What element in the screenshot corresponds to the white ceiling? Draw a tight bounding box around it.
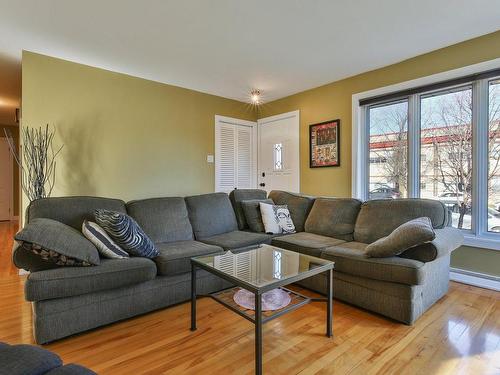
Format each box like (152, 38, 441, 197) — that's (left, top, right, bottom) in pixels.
(0, 0, 500, 109)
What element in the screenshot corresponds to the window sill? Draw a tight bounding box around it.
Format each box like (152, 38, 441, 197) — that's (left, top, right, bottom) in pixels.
(462, 234, 500, 251)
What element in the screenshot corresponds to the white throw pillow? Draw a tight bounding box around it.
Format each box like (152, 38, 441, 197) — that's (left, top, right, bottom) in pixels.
(82, 220, 129, 259)
(259, 203, 296, 234)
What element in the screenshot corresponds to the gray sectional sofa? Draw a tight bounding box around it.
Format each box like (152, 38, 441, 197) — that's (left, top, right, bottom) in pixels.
(13, 189, 463, 344)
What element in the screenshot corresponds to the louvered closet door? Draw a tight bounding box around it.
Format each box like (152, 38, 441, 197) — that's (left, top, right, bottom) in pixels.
(215, 117, 256, 193)
(236, 126, 253, 189)
(217, 123, 236, 192)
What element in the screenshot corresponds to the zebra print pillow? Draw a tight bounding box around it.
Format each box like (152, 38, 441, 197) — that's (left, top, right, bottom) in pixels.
(94, 209, 159, 258)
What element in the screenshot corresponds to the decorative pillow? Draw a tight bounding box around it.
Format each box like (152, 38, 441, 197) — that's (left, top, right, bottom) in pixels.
(259, 203, 296, 234)
(12, 241, 65, 272)
(82, 220, 129, 259)
(241, 199, 274, 232)
(95, 209, 159, 258)
(365, 217, 436, 258)
(14, 218, 100, 268)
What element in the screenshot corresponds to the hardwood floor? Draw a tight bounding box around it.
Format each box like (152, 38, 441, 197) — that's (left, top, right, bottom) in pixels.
(0, 220, 18, 278)
(0, 221, 499, 374)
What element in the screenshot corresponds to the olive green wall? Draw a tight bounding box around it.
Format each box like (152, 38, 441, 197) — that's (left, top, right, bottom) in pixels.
(259, 30, 500, 276)
(452, 246, 499, 277)
(22, 52, 255, 211)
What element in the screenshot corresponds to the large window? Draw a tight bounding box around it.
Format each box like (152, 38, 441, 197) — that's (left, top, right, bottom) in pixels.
(420, 87, 472, 230)
(368, 100, 408, 199)
(360, 69, 500, 241)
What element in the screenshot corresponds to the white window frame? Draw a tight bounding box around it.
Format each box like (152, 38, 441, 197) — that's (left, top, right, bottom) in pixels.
(352, 58, 500, 251)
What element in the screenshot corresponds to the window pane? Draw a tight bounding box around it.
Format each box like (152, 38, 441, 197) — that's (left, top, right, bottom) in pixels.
(273, 143, 283, 171)
(420, 87, 472, 230)
(488, 79, 500, 233)
(368, 101, 408, 200)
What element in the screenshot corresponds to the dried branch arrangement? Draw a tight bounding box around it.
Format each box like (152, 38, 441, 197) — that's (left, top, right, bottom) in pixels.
(3, 124, 63, 202)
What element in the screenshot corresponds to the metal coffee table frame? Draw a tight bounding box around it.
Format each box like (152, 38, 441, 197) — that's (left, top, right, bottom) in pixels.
(190, 253, 334, 375)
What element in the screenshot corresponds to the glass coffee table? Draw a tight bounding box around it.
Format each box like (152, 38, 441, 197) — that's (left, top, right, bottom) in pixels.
(190, 244, 334, 375)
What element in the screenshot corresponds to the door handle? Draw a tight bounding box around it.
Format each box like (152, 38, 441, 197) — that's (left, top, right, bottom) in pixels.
(259, 183, 265, 187)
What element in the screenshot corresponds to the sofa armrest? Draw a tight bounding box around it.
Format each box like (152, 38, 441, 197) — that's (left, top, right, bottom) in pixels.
(431, 227, 464, 258)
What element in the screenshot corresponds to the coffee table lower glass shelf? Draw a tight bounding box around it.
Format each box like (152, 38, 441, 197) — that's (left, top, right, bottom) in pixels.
(210, 286, 314, 323)
(190, 244, 334, 375)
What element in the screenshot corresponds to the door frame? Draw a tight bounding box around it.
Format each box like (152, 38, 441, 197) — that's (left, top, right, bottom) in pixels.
(214, 115, 258, 192)
(257, 110, 300, 192)
(0, 137, 14, 221)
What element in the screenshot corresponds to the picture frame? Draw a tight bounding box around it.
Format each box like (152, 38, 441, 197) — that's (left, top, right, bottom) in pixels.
(309, 119, 340, 168)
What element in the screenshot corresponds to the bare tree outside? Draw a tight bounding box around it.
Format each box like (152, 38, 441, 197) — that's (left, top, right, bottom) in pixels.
(420, 88, 473, 229)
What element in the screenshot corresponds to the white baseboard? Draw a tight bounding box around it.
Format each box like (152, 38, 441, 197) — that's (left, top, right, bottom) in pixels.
(450, 267, 500, 292)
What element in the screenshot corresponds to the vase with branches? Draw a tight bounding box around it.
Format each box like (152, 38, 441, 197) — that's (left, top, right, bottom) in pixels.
(3, 124, 63, 202)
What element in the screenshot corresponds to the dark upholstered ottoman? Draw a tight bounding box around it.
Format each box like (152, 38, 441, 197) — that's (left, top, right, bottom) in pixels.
(0, 342, 96, 375)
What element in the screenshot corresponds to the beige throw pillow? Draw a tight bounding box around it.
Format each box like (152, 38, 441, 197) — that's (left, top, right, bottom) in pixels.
(365, 217, 436, 258)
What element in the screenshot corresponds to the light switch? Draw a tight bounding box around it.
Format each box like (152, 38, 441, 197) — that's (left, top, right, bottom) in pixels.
(207, 154, 214, 163)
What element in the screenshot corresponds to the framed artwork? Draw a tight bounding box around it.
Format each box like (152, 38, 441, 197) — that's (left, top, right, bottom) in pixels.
(309, 119, 340, 168)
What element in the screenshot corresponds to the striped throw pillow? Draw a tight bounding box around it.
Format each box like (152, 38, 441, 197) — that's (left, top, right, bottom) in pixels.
(95, 209, 159, 258)
(82, 220, 129, 259)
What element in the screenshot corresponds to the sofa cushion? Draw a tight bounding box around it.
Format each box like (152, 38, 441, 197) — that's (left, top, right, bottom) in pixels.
(354, 198, 449, 244)
(305, 198, 362, 241)
(95, 209, 159, 258)
(126, 197, 194, 243)
(321, 242, 426, 285)
(15, 218, 100, 269)
(241, 199, 274, 232)
(200, 231, 273, 250)
(154, 241, 223, 276)
(185, 193, 238, 239)
(27, 196, 127, 230)
(0, 342, 63, 375)
(25, 258, 157, 301)
(46, 364, 97, 375)
(271, 232, 346, 257)
(365, 217, 436, 258)
(268, 191, 315, 232)
(229, 189, 267, 230)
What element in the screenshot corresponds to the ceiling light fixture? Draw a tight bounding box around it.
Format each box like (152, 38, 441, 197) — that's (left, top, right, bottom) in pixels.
(251, 89, 261, 105)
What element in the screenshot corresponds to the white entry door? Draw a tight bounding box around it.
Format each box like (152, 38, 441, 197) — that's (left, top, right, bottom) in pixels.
(0, 139, 13, 221)
(215, 116, 257, 193)
(258, 110, 300, 193)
